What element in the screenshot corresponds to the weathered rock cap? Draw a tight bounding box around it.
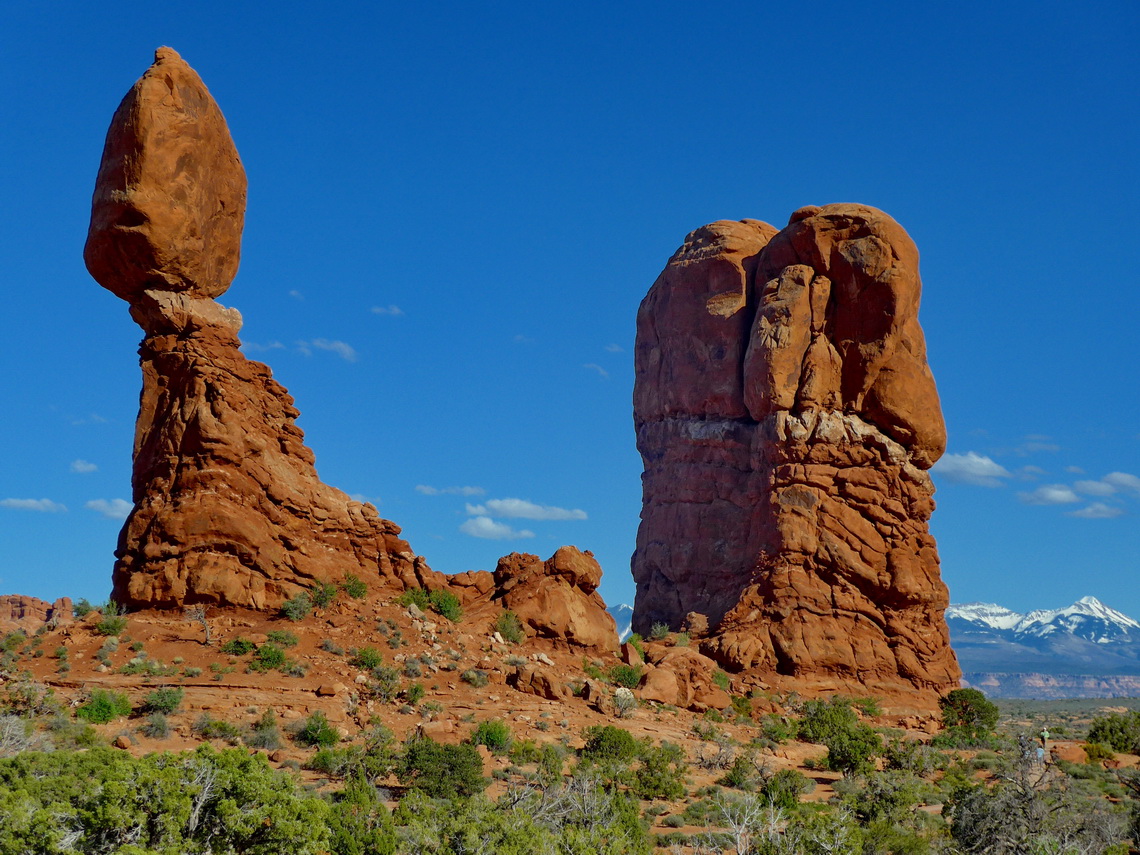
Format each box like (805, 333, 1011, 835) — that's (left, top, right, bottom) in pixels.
(84, 47, 247, 302)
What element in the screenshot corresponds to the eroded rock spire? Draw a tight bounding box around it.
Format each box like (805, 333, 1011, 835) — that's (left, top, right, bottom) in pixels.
(85, 48, 427, 609)
(632, 204, 959, 707)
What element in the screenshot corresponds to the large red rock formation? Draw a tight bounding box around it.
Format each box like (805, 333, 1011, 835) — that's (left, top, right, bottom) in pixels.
(84, 48, 425, 609)
(633, 204, 959, 705)
(0, 595, 73, 635)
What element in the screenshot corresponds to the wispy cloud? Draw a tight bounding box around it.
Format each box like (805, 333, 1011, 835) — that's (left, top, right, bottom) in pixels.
(297, 339, 358, 362)
(1104, 472, 1140, 494)
(465, 498, 587, 521)
(371, 305, 404, 316)
(932, 452, 1012, 487)
(583, 363, 609, 379)
(70, 459, 98, 474)
(71, 413, 109, 426)
(1065, 465, 1085, 474)
(1016, 465, 1046, 480)
(1069, 502, 1125, 519)
(0, 498, 67, 513)
(242, 340, 286, 352)
(85, 498, 132, 520)
(1015, 435, 1060, 456)
(1018, 484, 1080, 505)
(416, 485, 486, 497)
(348, 493, 380, 505)
(459, 516, 535, 540)
(513, 334, 536, 345)
(604, 343, 624, 353)
(289, 289, 304, 301)
(1074, 479, 1117, 497)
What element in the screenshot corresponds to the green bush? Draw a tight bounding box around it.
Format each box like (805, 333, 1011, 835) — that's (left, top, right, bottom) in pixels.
(712, 670, 731, 691)
(762, 768, 813, 809)
(140, 711, 170, 739)
(342, 573, 368, 599)
(371, 665, 402, 703)
(582, 725, 641, 763)
(311, 582, 338, 608)
(73, 598, 94, 617)
(250, 643, 288, 672)
(398, 736, 487, 798)
(798, 696, 859, 744)
(648, 621, 670, 641)
(193, 714, 243, 744)
(352, 646, 384, 669)
(471, 719, 512, 753)
(281, 593, 312, 621)
(141, 686, 183, 714)
(95, 614, 127, 637)
(1084, 742, 1115, 763)
(494, 610, 525, 643)
(1088, 710, 1140, 754)
(397, 588, 432, 611)
(221, 637, 256, 655)
(939, 688, 999, 738)
(461, 669, 489, 688)
(404, 683, 425, 705)
(629, 741, 686, 800)
(294, 711, 340, 747)
(608, 664, 642, 689)
(76, 689, 132, 723)
(824, 723, 882, 775)
(428, 589, 462, 622)
(244, 709, 283, 750)
(267, 629, 299, 647)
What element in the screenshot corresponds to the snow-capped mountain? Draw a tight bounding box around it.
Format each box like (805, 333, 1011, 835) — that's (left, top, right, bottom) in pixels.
(948, 596, 1140, 697)
(608, 604, 633, 642)
(947, 596, 1140, 644)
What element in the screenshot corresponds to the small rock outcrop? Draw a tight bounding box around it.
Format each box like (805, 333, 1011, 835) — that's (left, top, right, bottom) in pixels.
(84, 49, 425, 609)
(492, 547, 619, 652)
(633, 204, 959, 705)
(0, 595, 73, 635)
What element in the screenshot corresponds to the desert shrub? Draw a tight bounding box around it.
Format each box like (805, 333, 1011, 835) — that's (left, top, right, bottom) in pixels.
(626, 633, 646, 659)
(648, 621, 670, 641)
(141, 686, 183, 714)
(608, 664, 642, 689)
(824, 722, 882, 775)
(249, 643, 287, 672)
(397, 588, 432, 611)
(281, 592, 312, 621)
(614, 688, 638, 718)
(119, 655, 177, 677)
(939, 688, 999, 738)
(320, 639, 345, 655)
(1084, 741, 1115, 763)
(1088, 710, 1140, 754)
(77, 689, 132, 723)
(342, 573, 368, 599)
(494, 610, 525, 643)
(884, 737, 948, 775)
(712, 669, 731, 691)
(139, 711, 170, 739)
(193, 713, 243, 744)
(293, 711, 339, 747)
(95, 613, 127, 637)
(471, 719, 512, 753)
(629, 741, 686, 800)
(763, 767, 813, 810)
(244, 709, 283, 750)
(371, 665, 402, 703)
(306, 745, 366, 778)
(266, 629, 299, 647)
(351, 646, 384, 669)
(798, 696, 859, 743)
(404, 683, 425, 705)
(758, 713, 796, 744)
(183, 666, 203, 678)
(581, 725, 641, 763)
(852, 695, 883, 717)
(311, 582, 338, 608)
(461, 668, 489, 688)
(427, 589, 462, 622)
(221, 637, 256, 655)
(73, 598, 94, 617)
(397, 736, 487, 798)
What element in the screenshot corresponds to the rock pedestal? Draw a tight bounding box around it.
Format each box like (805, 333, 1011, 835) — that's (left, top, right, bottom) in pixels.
(632, 205, 959, 704)
(85, 49, 424, 609)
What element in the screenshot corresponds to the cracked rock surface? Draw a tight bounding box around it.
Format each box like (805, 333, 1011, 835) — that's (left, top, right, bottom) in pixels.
(632, 205, 959, 706)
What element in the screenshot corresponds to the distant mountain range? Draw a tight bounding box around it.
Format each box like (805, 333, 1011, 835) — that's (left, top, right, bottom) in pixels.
(608, 597, 1140, 698)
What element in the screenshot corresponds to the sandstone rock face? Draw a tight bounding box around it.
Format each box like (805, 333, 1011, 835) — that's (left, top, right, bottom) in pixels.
(492, 547, 619, 652)
(633, 204, 958, 705)
(0, 595, 73, 635)
(85, 49, 424, 609)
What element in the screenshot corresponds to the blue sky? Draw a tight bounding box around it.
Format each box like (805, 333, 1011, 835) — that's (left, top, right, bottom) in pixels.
(2, 2, 1137, 618)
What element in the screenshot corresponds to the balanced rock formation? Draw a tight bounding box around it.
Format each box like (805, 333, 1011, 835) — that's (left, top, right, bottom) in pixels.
(85, 49, 425, 609)
(491, 547, 619, 652)
(633, 204, 959, 704)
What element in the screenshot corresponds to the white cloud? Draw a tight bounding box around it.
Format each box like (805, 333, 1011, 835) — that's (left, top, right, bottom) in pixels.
(465, 498, 587, 521)
(371, 305, 404, 316)
(70, 459, 98, 474)
(604, 343, 624, 353)
(289, 289, 304, 301)
(348, 493, 380, 505)
(1016, 436, 1060, 455)
(85, 498, 132, 520)
(583, 363, 609, 379)
(1074, 479, 1117, 497)
(932, 452, 1012, 487)
(1065, 465, 1085, 474)
(1068, 503, 1125, 519)
(301, 339, 358, 362)
(1017, 465, 1046, 480)
(459, 516, 534, 540)
(416, 485, 486, 496)
(0, 498, 67, 513)
(242, 340, 285, 352)
(1018, 484, 1080, 505)
(1104, 472, 1140, 494)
